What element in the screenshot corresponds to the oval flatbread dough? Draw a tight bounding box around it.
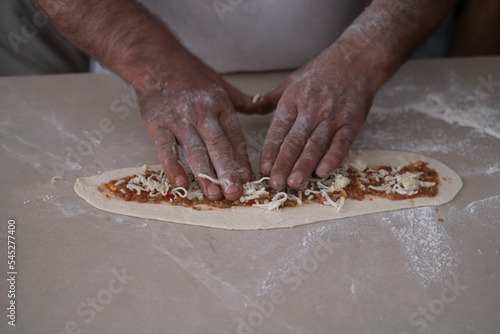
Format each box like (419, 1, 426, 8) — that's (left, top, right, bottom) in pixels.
(74, 150, 462, 230)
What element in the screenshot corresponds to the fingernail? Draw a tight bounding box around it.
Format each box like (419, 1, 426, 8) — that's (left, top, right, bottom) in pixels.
(288, 172, 304, 188)
(240, 170, 251, 181)
(207, 183, 221, 197)
(224, 182, 240, 195)
(261, 161, 272, 174)
(175, 175, 187, 187)
(270, 174, 285, 190)
(316, 162, 329, 178)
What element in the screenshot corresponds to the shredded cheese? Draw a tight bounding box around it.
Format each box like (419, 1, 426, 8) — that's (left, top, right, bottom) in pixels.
(172, 187, 188, 198)
(365, 169, 436, 196)
(253, 192, 288, 211)
(320, 190, 345, 212)
(116, 156, 435, 213)
(126, 183, 144, 195)
(114, 179, 125, 187)
(350, 158, 368, 172)
(51, 176, 62, 184)
(197, 173, 221, 185)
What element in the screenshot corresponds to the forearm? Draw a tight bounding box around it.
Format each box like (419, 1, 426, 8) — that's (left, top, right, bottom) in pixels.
(31, 0, 188, 87)
(333, 0, 457, 88)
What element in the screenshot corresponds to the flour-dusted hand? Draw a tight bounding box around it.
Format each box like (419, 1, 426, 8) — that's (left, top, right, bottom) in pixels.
(137, 52, 264, 201)
(29, 0, 269, 201)
(237, 0, 457, 190)
(257, 47, 377, 190)
(31, 0, 456, 196)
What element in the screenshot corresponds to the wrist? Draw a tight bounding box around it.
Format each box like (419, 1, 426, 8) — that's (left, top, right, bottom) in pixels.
(336, 36, 394, 90)
(317, 39, 390, 97)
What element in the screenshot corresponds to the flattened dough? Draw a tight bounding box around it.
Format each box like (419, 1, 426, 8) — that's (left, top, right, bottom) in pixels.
(74, 150, 462, 230)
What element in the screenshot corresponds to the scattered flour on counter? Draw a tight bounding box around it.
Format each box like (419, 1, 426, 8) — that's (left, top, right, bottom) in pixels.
(4, 134, 82, 174)
(149, 230, 252, 310)
(360, 110, 477, 157)
(53, 201, 88, 218)
(37, 111, 81, 143)
(255, 233, 321, 298)
(464, 195, 500, 215)
(410, 94, 500, 139)
(385, 207, 459, 287)
(459, 162, 500, 177)
(43, 194, 104, 218)
(43, 195, 53, 202)
(372, 92, 500, 140)
(63, 160, 83, 171)
(256, 223, 360, 298)
(486, 163, 500, 174)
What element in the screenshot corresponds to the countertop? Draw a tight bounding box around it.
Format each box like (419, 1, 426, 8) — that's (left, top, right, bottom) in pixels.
(1, 57, 499, 334)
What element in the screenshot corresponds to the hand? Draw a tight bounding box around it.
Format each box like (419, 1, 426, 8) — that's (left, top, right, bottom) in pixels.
(136, 53, 266, 201)
(30, 0, 454, 196)
(255, 46, 379, 190)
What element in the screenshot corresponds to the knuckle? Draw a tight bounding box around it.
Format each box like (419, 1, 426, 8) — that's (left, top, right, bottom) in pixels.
(154, 128, 173, 144)
(307, 135, 329, 152)
(182, 135, 204, 151)
(198, 119, 221, 138)
(206, 135, 231, 153)
(259, 149, 275, 162)
(286, 133, 306, 147)
(223, 123, 243, 138)
(233, 140, 248, 157)
(267, 125, 288, 141)
(336, 134, 352, 150)
(156, 138, 172, 151)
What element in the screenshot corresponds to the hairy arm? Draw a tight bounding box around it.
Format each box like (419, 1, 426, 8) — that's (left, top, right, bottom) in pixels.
(31, 0, 266, 201)
(337, 0, 457, 87)
(255, 0, 457, 190)
(31, 0, 182, 87)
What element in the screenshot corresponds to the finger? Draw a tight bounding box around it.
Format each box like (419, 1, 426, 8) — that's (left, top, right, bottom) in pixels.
(224, 82, 272, 115)
(176, 125, 223, 201)
(219, 110, 252, 183)
(266, 79, 289, 106)
(153, 128, 189, 188)
(269, 114, 317, 190)
(196, 113, 243, 201)
(239, 80, 289, 116)
(259, 102, 298, 176)
(315, 125, 358, 178)
(287, 121, 335, 189)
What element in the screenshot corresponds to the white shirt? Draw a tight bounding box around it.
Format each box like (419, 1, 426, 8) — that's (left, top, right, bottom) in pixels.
(139, 0, 367, 73)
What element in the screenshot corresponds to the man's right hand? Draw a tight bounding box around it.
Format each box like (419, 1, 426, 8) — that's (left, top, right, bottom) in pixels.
(30, 0, 269, 201)
(136, 51, 265, 201)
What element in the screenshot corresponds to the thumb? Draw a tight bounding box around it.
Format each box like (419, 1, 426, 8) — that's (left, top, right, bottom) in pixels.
(223, 82, 274, 115)
(239, 78, 289, 115)
(265, 79, 289, 107)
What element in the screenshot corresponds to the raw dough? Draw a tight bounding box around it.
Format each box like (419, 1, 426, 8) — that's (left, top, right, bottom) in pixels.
(74, 150, 462, 230)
